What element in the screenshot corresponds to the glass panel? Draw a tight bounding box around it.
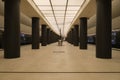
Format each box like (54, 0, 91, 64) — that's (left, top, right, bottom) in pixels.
(57, 19, 64, 21)
(42, 11, 53, 16)
(57, 19, 64, 22)
(55, 14, 64, 17)
(38, 6, 52, 10)
(67, 6, 80, 10)
(56, 17, 64, 25)
(65, 18, 74, 24)
(66, 10, 77, 18)
(66, 11, 78, 14)
(68, 0, 85, 5)
(43, 13, 53, 15)
(42, 11, 53, 14)
(66, 21, 71, 23)
(33, 0, 85, 36)
(45, 17, 56, 26)
(53, 6, 65, 11)
(51, 0, 67, 5)
(45, 16, 55, 19)
(57, 22, 64, 25)
(66, 14, 76, 17)
(56, 16, 64, 18)
(65, 24, 71, 27)
(54, 11, 65, 14)
(44, 14, 54, 17)
(33, 0, 50, 5)
(66, 16, 74, 19)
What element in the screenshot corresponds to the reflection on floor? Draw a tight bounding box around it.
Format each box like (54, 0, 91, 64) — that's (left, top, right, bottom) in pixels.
(0, 42, 120, 80)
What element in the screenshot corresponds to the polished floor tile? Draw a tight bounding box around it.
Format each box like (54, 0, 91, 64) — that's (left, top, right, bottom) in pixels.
(0, 42, 120, 80)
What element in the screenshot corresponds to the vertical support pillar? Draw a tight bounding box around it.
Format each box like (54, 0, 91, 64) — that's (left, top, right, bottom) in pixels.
(49, 30, 52, 44)
(4, 0, 20, 58)
(70, 30, 72, 44)
(41, 25, 47, 46)
(74, 25, 79, 46)
(71, 28, 74, 45)
(79, 17, 87, 49)
(96, 0, 112, 59)
(73, 28, 75, 45)
(47, 28, 50, 44)
(32, 17, 40, 49)
(68, 32, 71, 43)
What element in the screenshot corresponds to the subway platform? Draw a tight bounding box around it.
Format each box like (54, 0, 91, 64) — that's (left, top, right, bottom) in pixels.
(0, 42, 120, 80)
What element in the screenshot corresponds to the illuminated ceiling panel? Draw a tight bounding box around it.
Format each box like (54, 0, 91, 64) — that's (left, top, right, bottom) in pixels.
(33, 0, 85, 36)
(33, 0, 50, 5)
(53, 6, 65, 11)
(68, 0, 85, 5)
(51, 0, 67, 5)
(38, 6, 52, 10)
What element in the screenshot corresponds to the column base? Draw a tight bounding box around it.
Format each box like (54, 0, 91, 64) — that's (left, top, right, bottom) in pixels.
(4, 55, 20, 59)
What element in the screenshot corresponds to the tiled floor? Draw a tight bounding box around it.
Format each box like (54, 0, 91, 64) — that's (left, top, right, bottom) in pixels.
(0, 42, 120, 80)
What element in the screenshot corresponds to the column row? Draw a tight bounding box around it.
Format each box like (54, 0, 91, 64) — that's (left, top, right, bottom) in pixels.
(3, 0, 112, 59)
(66, 17, 87, 49)
(3, 0, 60, 59)
(66, 0, 112, 59)
(41, 25, 60, 46)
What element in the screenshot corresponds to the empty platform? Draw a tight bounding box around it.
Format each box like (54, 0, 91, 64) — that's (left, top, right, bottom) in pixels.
(0, 42, 120, 80)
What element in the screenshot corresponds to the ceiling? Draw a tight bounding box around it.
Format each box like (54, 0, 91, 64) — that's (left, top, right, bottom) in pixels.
(32, 0, 86, 36)
(1, 0, 120, 36)
(20, 0, 96, 36)
(71, 0, 96, 25)
(20, 0, 48, 25)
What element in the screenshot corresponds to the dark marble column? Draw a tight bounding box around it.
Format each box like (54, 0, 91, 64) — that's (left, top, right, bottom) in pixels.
(70, 30, 72, 44)
(4, 0, 21, 58)
(96, 0, 112, 59)
(73, 25, 79, 46)
(47, 28, 50, 44)
(32, 17, 40, 49)
(71, 28, 74, 45)
(79, 17, 87, 49)
(41, 25, 47, 46)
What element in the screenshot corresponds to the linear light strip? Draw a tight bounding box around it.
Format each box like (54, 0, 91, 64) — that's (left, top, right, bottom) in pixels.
(62, 0, 69, 36)
(40, 10, 78, 11)
(70, 0, 86, 28)
(37, 5, 81, 6)
(32, 0, 52, 27)
(49, 0, 60, 34)
(43, 13, 76, 14)
(64, 0, 86, 36)
(32, 0, 59, 34)
(67, 0, 86, 34)
(46, 16, 74, 17)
